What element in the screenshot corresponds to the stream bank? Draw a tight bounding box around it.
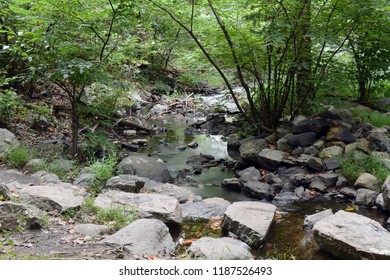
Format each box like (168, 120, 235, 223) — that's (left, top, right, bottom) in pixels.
(1, 90, 390, 260)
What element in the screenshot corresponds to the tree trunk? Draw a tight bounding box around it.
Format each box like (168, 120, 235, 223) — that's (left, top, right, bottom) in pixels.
(71, 97, 79, 158)
(296, 0, 313, 109)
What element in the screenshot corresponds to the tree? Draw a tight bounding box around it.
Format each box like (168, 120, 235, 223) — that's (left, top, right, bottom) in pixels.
(31, 0, 134, 157)
(348, 0, 390, 102)
(148, 0, 358, 132)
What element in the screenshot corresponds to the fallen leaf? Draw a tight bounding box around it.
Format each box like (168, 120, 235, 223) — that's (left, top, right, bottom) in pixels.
(274, 213, 283, 220)
(147, 255, 159, 260)
(182, 238, 197, 246)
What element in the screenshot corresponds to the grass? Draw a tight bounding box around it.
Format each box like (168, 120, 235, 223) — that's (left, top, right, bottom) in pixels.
(1, 144, 34, 169)
(80, 197, 136, 231)
(352, 109, 390, 128)
(339, 151, 389, 186)
(88, 154, 117, 196)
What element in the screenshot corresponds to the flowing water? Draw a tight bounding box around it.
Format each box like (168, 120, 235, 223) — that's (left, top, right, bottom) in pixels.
(139, 116, 389, 259)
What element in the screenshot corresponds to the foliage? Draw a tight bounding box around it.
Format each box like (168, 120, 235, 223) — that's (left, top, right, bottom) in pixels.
(339, 151, 389, 185)
(0, 230, 15, 258)
(1, 143, 34, 169)
(96, 205, 136, 230)
(81, 197, 135, 231)
(88, 154, 117, 196)
(351, 110, 390, 128)
(0, 88, 22, 125)
(82, 131, 117, 159)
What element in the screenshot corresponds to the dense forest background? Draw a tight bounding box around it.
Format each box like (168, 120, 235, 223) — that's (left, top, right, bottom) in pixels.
(1, 0, 389, 157)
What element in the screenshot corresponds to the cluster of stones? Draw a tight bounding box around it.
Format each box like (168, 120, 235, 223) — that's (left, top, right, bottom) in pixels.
(224, 111, 390, 210)
(0, 129, 277, 260)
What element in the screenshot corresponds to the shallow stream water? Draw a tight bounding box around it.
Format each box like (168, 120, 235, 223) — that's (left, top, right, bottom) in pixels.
(139, 116, 388, 259)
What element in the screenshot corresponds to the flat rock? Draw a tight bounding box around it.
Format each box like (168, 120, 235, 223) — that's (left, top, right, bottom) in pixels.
(117, 155, 172, 183)
(94, 190, 182, 224)
(258, 149, 284, 170)
(313, 210, 390, 259)
(18, 184, 85, 212)
(222, 201, 276, 247)
(186, 237, 253, 260)
(148, 183, 196, 204)
(74, 224, 109, 237)
(181, 201, 228, 221)
(304, 209, 333, 230)
(101, 219, 175, 258)
(0, 202, 42, 230)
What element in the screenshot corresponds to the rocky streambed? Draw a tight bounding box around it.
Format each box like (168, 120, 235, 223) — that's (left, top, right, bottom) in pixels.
(0, 94, 390, 260)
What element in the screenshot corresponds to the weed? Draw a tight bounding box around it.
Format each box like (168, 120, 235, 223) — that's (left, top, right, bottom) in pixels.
(95, 205, 136, 231)
(339, 151, 389, 185)
(88, 154, 117, 196)
(0, 230, 15, 258)
(1, 143, 34, 169)
(351, 109, 390, 128)
(39, 213, 51, 229)
(0, 89, 22, 125)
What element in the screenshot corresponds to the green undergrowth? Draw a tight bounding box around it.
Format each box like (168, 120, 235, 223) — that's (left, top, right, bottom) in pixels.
(339, 151, 389, 186)
(79, 197, 136, 231)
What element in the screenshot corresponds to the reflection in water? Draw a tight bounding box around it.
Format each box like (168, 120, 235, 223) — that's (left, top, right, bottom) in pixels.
(140, 116, 389, 259)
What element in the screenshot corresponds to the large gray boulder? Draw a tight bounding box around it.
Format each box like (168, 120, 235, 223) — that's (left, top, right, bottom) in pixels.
(18, 184, 85, 212)
(117, 155, 172, 183)
(313, 210, 390, 259)
(0, 128, 18, 155)
(94, 190, 182, 224)
(0, 202, 42, 230)
(186, 237, 253, 260)
(239, 138, 268, 163)
(222, 201, 276, 247)
(101, 219, 175, 258)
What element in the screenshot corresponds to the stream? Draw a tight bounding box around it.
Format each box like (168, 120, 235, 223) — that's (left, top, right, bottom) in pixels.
(139, 115, 388, 260)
